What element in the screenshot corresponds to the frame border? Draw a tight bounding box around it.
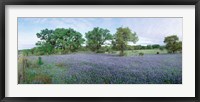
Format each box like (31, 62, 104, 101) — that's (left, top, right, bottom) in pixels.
(0, 0, 199, 102)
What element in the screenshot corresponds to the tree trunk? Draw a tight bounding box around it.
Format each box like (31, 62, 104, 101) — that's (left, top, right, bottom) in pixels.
(120, 44, 124, 56)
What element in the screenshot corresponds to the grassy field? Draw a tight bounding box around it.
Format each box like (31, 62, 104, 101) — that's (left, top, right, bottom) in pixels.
(112, 49, 168, 56)
(18, 49, 181, 84)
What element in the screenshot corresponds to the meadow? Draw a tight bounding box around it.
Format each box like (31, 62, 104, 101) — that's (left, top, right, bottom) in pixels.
(17, 23, 182, 84)
(18, 49, 182, 84)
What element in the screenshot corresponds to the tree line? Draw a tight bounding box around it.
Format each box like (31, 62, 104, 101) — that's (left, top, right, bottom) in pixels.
(21, 27, 182, 56)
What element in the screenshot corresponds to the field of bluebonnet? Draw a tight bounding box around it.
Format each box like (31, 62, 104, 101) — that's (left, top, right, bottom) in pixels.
(19, 53, 182, 84)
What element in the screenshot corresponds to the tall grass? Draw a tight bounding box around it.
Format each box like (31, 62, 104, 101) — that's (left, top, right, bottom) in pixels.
(18, 55, 69, 84)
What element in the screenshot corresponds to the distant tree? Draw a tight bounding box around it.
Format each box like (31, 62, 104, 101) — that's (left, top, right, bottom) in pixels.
(30, 48, 35, 55)
(85, 27, 113, 52)
(111, 38, 118, 50)
(152, 44, 160, 49)
(141, 46, 146, 50)
(133, 45, 142, 50)
(177, 41, 182, 52)
(22, 49, 29, 56)
(164, 35, 182, 53)
(159, 46, 165, 51)
(114, 27, 138, 56)
(146, 45, 152, 49)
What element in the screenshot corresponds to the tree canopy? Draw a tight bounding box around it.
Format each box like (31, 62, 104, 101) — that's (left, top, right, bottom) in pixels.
(113, 27, 138, 56)
(85, 27, 113, 52)
(23, 27, 182, 56)
(164, 35, 182, 53)
(35, 28, 84, 54)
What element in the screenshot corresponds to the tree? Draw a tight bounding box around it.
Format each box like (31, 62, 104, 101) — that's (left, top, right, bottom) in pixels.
(35, 28, 85, 55)
(146, 45, 152, 49)
(152, 44, 160, 49)
(85, 27, 113, 52)
(22, 49, 29, 56)
(159, 46, 165, 51)
(35, 41, 54, 55)
(36, 28, 55, 46)
(164, 35, 182, 53)
(54, 28, 85, 52)
(114, 27, 138, 56)
(177, 41, 182, 53)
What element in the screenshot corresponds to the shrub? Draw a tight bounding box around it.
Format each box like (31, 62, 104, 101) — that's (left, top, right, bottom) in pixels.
(111, 51, 117, 54)
(78, 47, 90, 51)
(139, 52, 144, 56)
(22, 50, 29, 56)
(119, 52, 127, 56)
(159, 46, 164, 51)
(156, 52, 159, 54)
(38, 57, 43, 65)
(96, 48, 106, 53)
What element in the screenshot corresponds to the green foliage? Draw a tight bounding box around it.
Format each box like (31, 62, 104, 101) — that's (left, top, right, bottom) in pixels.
(35, 28, 85, 55)
(159, 46, 165, 51)
(36, 42, 54, 55)
(38, 57, 43, 65)
(22, 64, 53, 84)
(21, 27, 180, 56)
(19, 61, 69, 84)
(85, 27, 113, 52)
(139, 52, 144, 56)
(119, 49, 167, 56)
(130, 44, 163, 50)
(164, 35, 182, 53)
(96, 49, 106, 53)
(119, 51, 127, 56)
(177, 41, 182, 53)
(152, 44, 160, 49)
(78, 46, 90, 52)
(146, 45, 152, 49)
(105, 46, 113, 53)
(113, 27, 138, 56)
(22, 49, 29, 56)
(54, 28, 85, 52)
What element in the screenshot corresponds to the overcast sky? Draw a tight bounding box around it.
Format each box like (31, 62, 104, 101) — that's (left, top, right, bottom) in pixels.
(18, 17, 182, 50)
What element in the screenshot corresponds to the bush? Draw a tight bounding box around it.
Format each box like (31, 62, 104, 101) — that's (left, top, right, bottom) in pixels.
(119, 52, 127, 56)
(105, 46, 113, 53)
(78, 47, 90, 51)
(139, 52, 144, 56)
(96, 50, 105, 53)
(38, 57, 43, 65)
(156, 52, 159, 54)
(22, 50, 29, 56)
(159, 46, 164, 51)
(96, 48, 106, 53)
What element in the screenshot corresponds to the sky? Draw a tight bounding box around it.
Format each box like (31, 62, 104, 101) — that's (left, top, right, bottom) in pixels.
(18, 17, 182, 50)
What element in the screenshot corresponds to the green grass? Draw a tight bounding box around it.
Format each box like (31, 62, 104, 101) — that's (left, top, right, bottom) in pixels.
(112, 49, 168, 56)
(18, 57, 69, 84)
(22, 64, 69, 84)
